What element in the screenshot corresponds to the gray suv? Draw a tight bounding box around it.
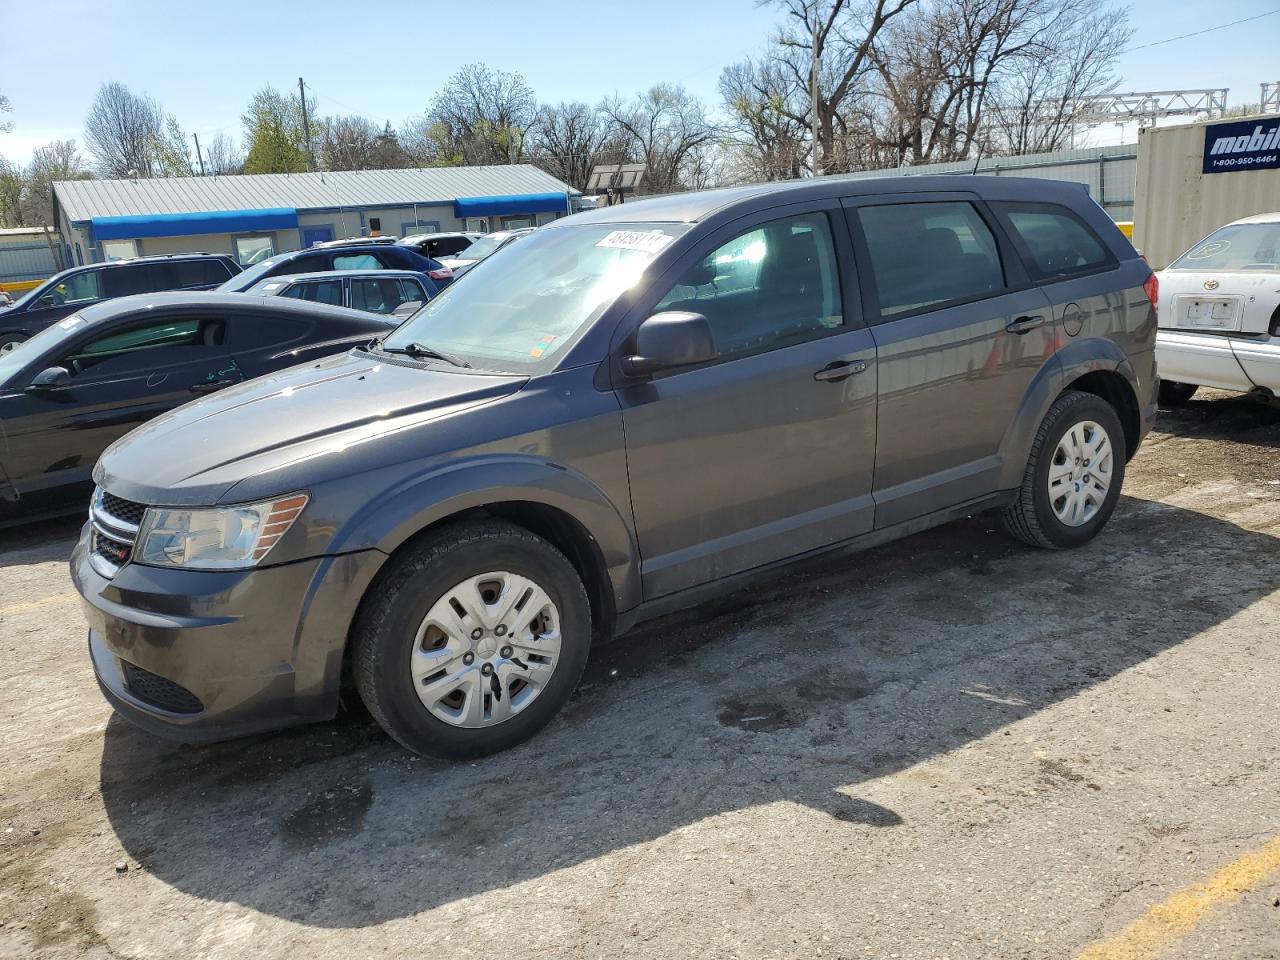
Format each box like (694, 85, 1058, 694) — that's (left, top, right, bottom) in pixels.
(72, 176, 1157, 759)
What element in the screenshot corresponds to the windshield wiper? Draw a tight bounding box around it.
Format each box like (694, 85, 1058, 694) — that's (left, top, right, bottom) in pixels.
(379, 341, 471, 368)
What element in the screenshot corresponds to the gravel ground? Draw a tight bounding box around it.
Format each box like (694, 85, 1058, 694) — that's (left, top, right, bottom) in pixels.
(1, 389, 1277, 960)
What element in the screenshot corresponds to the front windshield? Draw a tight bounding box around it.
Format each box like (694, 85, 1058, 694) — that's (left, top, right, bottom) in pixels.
(0, 314, 90, 387)
(1170, 223, 1280, 271)
(216, 255, 283, 290)
(457, 235, 506, 261)
(380, 222, 689, 373)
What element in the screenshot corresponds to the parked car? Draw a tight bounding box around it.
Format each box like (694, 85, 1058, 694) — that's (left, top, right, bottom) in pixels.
(0, 254, 241, 352)
(74, 176, 1156, 759)
(439, 228, 535, 278)
(398, 232, 484, 259)
(313, 236, 400, 248)
(248, 270, 438, 318)
(218, 244, 453, 292)
(0, 293, 393, 524)
(1152, 213, 1280, 405)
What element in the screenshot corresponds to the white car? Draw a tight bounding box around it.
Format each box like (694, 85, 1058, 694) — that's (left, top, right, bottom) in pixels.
(1154, 213, 1280, 405)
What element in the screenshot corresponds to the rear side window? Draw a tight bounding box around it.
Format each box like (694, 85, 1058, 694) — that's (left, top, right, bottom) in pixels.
(351, 277, 414, 314)
(432, 236, 473, 256)
(173, 259, 233, 287)
(857, 202, 1004, 318)
(653, 212, 844, 358)
(102, 263, 160, 297)
(991, 202, 1115, 281)
(224, 315, 311, 352)
(282, 279, 344, 306)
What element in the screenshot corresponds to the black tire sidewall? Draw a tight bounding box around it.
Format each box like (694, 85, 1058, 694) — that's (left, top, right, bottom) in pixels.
(1029, 396, 1126, 548)
(362, 536, 590, 760)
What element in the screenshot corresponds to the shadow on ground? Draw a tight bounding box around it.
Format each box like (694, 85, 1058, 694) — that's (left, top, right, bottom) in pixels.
(97, 489, 1280, 926)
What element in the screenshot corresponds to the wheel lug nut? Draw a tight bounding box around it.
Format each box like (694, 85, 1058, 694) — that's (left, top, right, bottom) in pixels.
(470, 628, 483, 640)
(495, 625, 507, 636)
(500, 645, 513, 658)
(481, 663, 494, 676)
(462, 652, 474, 665)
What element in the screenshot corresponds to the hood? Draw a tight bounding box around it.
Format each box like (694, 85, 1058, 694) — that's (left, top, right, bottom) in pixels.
(95, 350, 527, 506)
(1156, 268, 1280, 335)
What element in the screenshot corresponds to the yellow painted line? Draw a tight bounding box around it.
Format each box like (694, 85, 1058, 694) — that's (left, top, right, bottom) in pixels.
(1077, 836, 1280, 960)
(0, 594, 78, 617)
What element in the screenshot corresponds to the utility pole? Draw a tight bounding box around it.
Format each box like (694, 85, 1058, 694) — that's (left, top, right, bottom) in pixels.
(298, 77, 314, 172)
(192, 133, 206, 176)
(810, 2, 822, 178)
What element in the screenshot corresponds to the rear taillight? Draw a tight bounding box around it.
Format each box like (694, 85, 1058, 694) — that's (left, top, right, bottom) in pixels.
(428, 267, 454, 282)
(1143, 272, 1158, 315)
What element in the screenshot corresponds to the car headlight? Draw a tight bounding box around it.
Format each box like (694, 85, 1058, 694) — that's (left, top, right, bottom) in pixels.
(135, 494, 309, 570)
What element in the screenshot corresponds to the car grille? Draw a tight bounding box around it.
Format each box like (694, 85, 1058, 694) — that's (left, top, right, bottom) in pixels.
(89, 487, 146, 579)
(121, 661, 203, 714)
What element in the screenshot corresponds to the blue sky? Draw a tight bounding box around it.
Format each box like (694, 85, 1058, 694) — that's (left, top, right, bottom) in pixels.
(1, 0, 1277, 166)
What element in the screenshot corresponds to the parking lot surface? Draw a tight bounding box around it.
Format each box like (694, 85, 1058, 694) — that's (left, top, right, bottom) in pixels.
(1, 391, 1278, 960)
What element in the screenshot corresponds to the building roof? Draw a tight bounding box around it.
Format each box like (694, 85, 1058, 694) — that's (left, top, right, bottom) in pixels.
(53, 165, 577, 223)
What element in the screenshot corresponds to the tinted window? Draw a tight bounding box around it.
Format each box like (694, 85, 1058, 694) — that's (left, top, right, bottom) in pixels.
(224, 315, 310, 352)
(44, 271, 103, 306)
(173, 259, 233, 287)
(282, 279, 344, 306)
(991, 202, 1114, 281)
(654, 213, 843, 357)
(432, 236, 474, 256)
(334, 253, 381, 270)
(102, 263, 159, 297)
(857, 202, 1004, 317)
(351, 277, 418, 314)
(63, 316, 224, 378)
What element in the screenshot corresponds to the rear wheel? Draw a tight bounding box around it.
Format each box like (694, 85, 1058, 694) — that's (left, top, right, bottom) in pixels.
(1157, 379, 1198, 406)
(352, 520, 591, 760)
(1002, 390, 1126, 549)
(0, 333, 28, 353)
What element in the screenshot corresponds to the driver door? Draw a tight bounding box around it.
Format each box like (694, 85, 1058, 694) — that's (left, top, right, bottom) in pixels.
(3, 313, 239, 511)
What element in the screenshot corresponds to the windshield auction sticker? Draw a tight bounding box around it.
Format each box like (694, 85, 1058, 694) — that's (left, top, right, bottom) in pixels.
(595, 230, 675, 254)
(1202, 116, 1280, 174)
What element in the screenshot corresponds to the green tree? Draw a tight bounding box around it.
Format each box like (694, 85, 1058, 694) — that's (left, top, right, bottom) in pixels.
(242, 86, 308, 174)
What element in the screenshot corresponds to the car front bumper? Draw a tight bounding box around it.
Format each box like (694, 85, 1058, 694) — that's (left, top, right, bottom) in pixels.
(71, 523, 385, 743)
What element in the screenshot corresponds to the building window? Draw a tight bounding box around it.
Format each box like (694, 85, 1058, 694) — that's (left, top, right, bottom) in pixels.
(101, 239, 138, 261)
(234, 235, 275, 266)
(401, 220, 441, 237)
(500, 216, 534, 230)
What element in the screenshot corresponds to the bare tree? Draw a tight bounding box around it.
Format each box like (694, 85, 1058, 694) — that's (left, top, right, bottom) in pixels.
(83, 82, 167, 177)
(0, 91, 12, 134)
(529, 101, 627, 192)
(22, 140, 91, 225)
(317, 116, 410, 171)
(204, 132, 244, 176)
(719, 57, 810, 181)
(598, 84, 718, 194)
(407, 64, 538, 166)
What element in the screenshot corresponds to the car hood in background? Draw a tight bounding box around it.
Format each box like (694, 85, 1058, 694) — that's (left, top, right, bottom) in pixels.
(95, 351, 527, 506)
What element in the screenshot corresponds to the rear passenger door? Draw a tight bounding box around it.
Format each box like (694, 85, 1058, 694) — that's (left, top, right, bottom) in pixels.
(223, 313, 317, 375)
(845, 193, 1055, 527)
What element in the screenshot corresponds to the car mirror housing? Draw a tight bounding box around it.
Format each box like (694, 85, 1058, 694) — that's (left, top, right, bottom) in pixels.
(27, 367, 72, 391)
(621, 311, 718, 378)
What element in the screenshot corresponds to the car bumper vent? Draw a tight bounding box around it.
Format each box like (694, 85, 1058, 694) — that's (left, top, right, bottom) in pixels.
(121, 661, 203, 714)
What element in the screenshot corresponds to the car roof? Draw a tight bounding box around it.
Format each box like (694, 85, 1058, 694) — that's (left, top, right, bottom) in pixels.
(1227, 212, 1280, 225)
(71, 290, 395, 326)
(250, 270, 431, 286)
(46, 253, 229, 279)
(555, 175, 1092, 226)
(399, 232, 478, 242)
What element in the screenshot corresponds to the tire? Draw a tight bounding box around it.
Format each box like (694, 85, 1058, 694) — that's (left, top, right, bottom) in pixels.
(0, 333, 28, 353)
(352, 519, 591, 760)
(1002, 390, 1126, 550)
(1158, 379, 1198, 406)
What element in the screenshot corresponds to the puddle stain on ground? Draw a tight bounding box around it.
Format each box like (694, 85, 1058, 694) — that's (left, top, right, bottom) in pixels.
(278, 781, 374, 850)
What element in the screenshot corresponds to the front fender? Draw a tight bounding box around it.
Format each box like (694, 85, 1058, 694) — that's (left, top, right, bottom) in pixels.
(329, 454, 641, 614)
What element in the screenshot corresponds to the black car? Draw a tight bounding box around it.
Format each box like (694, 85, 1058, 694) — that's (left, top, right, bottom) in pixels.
(0, 254, 241, 351)
(397, 231, 484, 259)
(0, 293, 393, 524)
(218, 243, 454, 292)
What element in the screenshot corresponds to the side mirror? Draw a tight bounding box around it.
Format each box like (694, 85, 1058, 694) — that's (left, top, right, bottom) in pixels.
(621, 311, 718, 378)
(27, 367, 71, 392)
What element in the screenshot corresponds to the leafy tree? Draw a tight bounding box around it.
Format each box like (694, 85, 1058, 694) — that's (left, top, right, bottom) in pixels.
(242, 86, 309, 174)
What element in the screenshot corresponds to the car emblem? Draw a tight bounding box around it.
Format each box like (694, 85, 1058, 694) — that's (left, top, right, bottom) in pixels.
(1203, 279, 1219, 290)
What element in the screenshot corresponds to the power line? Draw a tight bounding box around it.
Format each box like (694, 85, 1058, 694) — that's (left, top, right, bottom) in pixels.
(1123, 9, 1280, 53)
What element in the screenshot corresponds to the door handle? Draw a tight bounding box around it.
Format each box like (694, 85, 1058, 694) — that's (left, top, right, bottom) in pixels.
(813, 359, 868, 382)
(1005, 315, 1046, 334)
(190, 379, 235, 394)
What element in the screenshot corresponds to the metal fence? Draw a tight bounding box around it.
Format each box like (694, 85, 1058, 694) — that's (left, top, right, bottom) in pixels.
(0, 230, 62, 286)
(824, 144, 1138, 221)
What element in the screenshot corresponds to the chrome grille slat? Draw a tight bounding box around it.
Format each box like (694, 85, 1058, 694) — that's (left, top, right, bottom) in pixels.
(89, 487, 146, 579)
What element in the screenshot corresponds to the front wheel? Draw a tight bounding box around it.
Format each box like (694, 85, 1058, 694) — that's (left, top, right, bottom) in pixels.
(1002, 390, 1126, 549)
(352, 520, 591, 759)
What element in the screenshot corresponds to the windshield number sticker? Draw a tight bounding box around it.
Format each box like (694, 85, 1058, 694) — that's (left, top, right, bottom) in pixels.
(595, 231, 674, 254)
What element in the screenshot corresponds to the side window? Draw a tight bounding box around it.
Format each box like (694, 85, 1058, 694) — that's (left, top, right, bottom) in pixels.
(283, 279, 343, 306)
(49, 270, 103, 306)
(268, 254, 327, 277)
(102, 263, 160, 297)
(991, 202, 1115, 281)
(434, 237, 472, 256)
(62, 316, 224, 378)
(333, 254, 381, 270)
(174, 259, 233, 288)
(351, 277, 410, 313)
(652, 212, 844, 358)
(224, 315, 310, 352)
(856, 201, 1005, 319)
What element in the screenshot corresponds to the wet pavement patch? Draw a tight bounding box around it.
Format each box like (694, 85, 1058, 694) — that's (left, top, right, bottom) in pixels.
(717, 698, 800, 731)
(278, 781, 374, 850)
